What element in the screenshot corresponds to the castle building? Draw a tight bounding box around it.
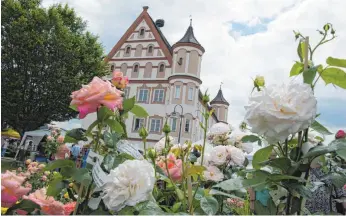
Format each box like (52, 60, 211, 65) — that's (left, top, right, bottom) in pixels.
(81, 6, 230, 149)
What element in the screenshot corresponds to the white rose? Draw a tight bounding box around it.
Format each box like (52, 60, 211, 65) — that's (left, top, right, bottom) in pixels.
(239, 142, 253, 154)
(171, 143, 188, 151)
(203, 166, 224, 182)
(210, 146, 228, 165)
(244, 81, 317, 142)
(154, 136, 174, 154)
(197, 152, 211, 166)
(226, 146, 245, 166)
(207, 122, 232, 136)
(102, 160, 155, 211)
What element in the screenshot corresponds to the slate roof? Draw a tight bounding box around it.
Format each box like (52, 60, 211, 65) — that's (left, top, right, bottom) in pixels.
(177, 24, 201, 45)
(210, 88, 230, 106)
(148, 15, 172, 53)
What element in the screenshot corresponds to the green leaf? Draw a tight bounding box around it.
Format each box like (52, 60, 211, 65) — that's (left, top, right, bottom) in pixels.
(103, 131, 122, 148)
(60, 166, 75, 178)
(130, 104, 149, 117)
(105, 119, 123, 134)
(200, 196, 219, 215)
(172, 202, 182, 213)
(321, 173, 346, 188)
(258, 158, 291, 171)
(194, 188, 205, 201)
(268, 198, 277, 215)
(254, 200, 270, 215)
(72, 168, 92, 185)
(186, 165, 205, 176)
(97, 106, 114, 122)
(86, 120, 99, 135)
(241, 135, 262, 146)
(213, 177, 243, 191)
(252, 145, 273, 169)
(113, 153, 135, 169)
(122, 96, 135, 112)
(242, 170, 269, 189)
(65, 128, 88, 142)
(326, 57, 346, 68)
(47, 177, 66, 196)
(320, 67, 346, 89)
(5, 200, 41, 214)
(310, 120, 333, 135)
(269, 174, 306, 182)
(303, 66, 318, 84)
(44, 159, 75, 171)
(290, 62, 304, 76)
(209, 189, 244, 201)
(297, 42, 304, 62)
(284, 183, 312, 199)
(337, 149, 346, 160)
(69, 104, 78, 111)
(303, 139, 346, 159)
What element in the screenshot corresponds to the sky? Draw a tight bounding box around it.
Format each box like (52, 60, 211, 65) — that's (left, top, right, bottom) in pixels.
(42, 0, 346, 143)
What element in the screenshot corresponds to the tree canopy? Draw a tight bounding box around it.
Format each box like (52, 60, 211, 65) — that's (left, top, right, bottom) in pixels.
(1, 0, 108, 134)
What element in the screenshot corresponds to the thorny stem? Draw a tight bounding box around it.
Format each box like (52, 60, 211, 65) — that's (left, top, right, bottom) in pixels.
(73, 183, 84, 215)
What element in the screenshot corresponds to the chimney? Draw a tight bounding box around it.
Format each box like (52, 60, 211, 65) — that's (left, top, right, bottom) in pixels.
(143, 6, 149, 11)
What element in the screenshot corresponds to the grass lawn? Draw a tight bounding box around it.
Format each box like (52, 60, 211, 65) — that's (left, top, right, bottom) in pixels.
(1, 158, 19, 173)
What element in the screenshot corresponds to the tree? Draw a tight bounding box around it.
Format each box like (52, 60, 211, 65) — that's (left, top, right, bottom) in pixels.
(1, 0, 108, 134)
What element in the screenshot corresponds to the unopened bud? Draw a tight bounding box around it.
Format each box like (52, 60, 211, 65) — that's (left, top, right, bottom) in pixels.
(254, 76, 265, 88)
(202, 90, 210, 105)
(323, 24, 330, 31)
(138, 126, 148, 139)
(163, 123, 171, 134)
(331, 28, 336, 35)
(335, 130, 346, 139)
(147, 148, 157, 159)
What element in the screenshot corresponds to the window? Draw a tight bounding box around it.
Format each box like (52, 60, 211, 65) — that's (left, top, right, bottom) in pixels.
(124, 88, 129, 98)
(150, 119, 161, 132)
(140, 28, 145, 36)
(188, 87, 194, 101)
(184, 119, 190, 132)
(133, 64, 139, 72)
(171, 118, 177, 132)
(138, 89, 149, 102)
(110, 65, 114, 71)
(148, 46, 153, 53)
(159, 64, 165, 72)
(133, 118, 144, 131)
(175, 86, 181, 99)
(153, 89, 164, 102)
(125, 46, 131, 54)
(178, 57, 183, 65)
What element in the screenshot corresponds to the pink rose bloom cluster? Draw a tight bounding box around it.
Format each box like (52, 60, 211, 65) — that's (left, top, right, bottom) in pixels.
(227, 198, 244, 208)
(1, 171, 31, 207)
(23, 188, 75, 215)
(112, 71, 129, 90)
(156, 153, 183, 182)
(70, 77, 123, 119)
(24, 160, 45, 174)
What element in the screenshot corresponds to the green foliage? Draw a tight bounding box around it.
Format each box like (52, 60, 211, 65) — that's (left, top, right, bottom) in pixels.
(105, 119, 123, 133)
(254, 198, 277, 215)
(252, 145, 273, 169)
(122, 97, 135, 113)
(47, 177, 66, 197)
(297, 41, 306, 63)
(72, 168, 92, 185)
(321, 173, 346, 188)
(97, 106, 115, 122)
(320, 67, 346, 89)
(103, 132, 122, 148)
(1, 0, 108, 133)
(200, 196, 219, 215)
(213, 178, 243, 191)
(118, 200, 164, 215)
(44, 159, 75, 171)
(5, 199, 41, 214)
(65, 128, 88, 143)
(326, 57, 346, 68)
(112, 153, 134, 169)
(303, 139, 346, 160)
(259, 158, 292, 172)
(241, 135, 262, 146)
(303, 66, 318, 84)
(310, 120, 333, 135)
(130, 104, 149, 117)
(289, 62, 304, 76)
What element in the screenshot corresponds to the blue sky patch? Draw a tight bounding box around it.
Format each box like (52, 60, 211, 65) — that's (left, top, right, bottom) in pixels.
(229, 17, 274, 36)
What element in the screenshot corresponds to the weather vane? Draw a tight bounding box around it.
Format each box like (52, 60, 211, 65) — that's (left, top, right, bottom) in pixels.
(220, 82, 223, 89)
(189, 15, 192, 26)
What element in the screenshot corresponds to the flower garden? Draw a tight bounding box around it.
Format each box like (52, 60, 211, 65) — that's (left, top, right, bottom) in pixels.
(2, 23, 346, 215)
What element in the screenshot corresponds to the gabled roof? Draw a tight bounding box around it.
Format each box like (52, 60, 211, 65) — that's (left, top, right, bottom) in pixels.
(105, 6, 172, 64)
(210, 88, 229, 106)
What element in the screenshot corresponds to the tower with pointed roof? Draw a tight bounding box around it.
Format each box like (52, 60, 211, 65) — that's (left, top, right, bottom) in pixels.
(210, 85, 230, 123)
(81, 6, 228, 149)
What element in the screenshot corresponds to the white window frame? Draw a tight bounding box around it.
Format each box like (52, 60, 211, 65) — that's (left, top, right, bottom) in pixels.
(184, 119, 191, 132)
(171, 118, 177, 132)
(175, 86, 181, 99)
(150, 119, 161, 132)
(188, 87, 194, 101)
(133, 118, 144, 131)
(138, 89, 149, 102)
(153, 89, 164, 102)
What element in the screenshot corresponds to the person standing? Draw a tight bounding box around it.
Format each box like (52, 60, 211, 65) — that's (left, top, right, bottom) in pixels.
(71, 143, 81, 162)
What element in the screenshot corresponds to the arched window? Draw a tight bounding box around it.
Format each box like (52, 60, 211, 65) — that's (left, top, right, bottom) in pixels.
(110, 65, 115, 71)
(140, 28, 145, 36)
(148, 46, 153, 53)
(125, 46, 131, 54)
(159, 64, 165, 72)
(133, 64, 139, 73)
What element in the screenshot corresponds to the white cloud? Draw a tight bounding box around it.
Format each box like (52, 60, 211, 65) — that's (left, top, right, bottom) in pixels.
(42, 0, 346, 137)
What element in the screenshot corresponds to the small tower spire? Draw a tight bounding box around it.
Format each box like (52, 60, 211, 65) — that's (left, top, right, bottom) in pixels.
(220, 82, 223, 90)
(189, 15, 192, 26)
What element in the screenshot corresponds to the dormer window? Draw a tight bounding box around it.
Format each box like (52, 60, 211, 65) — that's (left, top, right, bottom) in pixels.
(140, 28, 145, 36)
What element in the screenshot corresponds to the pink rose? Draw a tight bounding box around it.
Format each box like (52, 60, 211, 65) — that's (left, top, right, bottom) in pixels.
(23, 188, 65, 215)
(47, 136, 53, 141)
(63, 202, 76, 215)
(70, 77, 123, 119)
(111, 71, 129, 90)
(57, 135, 65, 144)
(336, 130, 346, 139)
(41, 176, 47, 181)
(1, 171, 31, 207)
(55, 144, 70, 159)
(156, 153, 183, 182)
